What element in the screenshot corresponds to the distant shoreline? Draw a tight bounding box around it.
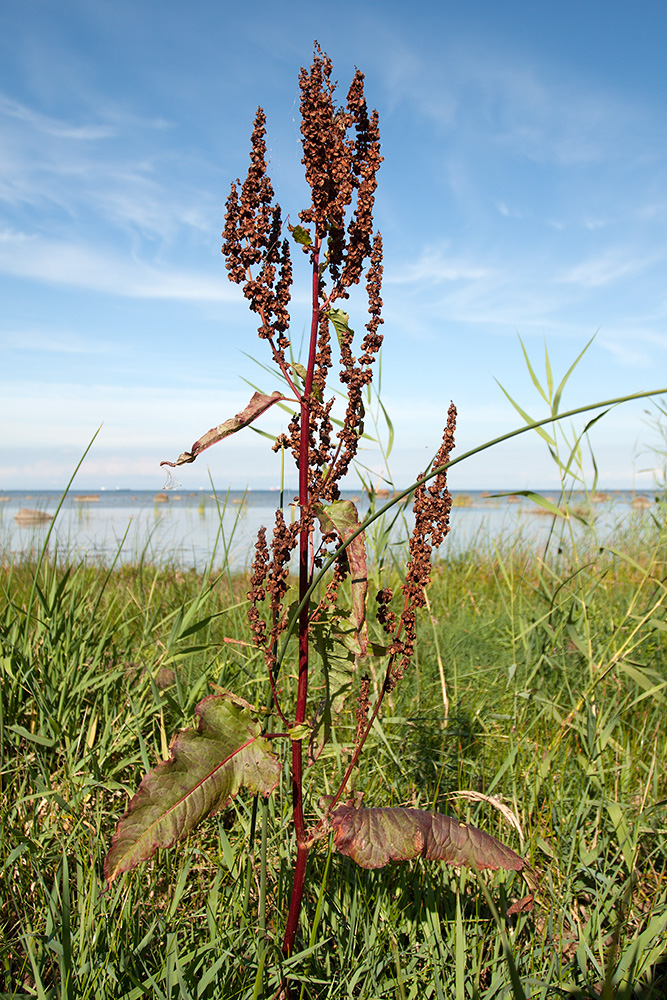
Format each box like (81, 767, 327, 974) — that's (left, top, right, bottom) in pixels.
(0, 488, 655, 496)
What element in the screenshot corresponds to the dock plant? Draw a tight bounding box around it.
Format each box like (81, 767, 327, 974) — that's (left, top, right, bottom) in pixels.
(103, 46, 526, 967)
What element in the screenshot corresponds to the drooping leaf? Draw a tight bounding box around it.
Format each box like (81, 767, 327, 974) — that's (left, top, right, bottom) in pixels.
(313, 611, 356, 718)
(329, 805, 525, 872)
(552, 333, 596, 415)
(315, 500, 368, 658)
(160, 391, 286, 467)
(290, 224, 312, 246)
(104, 693, 280, 885)
(490, 491, 566, 519)
(327, 309, 353, 354)
(494, 380, 556, 447)
(491, 490, 591, 526)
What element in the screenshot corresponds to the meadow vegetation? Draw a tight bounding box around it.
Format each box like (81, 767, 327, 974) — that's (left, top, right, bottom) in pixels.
(2, 499, 667, 998)
(2, 45, 667, 999)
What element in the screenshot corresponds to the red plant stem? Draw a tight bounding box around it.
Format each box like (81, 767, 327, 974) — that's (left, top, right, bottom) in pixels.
(282, 237, 322, 957)
(282, 843, 309, 957)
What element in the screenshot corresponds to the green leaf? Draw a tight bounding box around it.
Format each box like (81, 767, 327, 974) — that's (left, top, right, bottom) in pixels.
(315, 500, 368, 657)
(330, 805, 525, 871)
(490, 491, 567, 519)
(616, 660, 667, 705)
(313, 612, 356, 717)
(552, 334, 596, 415)
(544, 340, 554, 402)
(250, 425, 282, 441)
(327, 309, 352, 351)
(495, 380, 556, 446)
(378, 397, 394, 459)
(559, 407, 610, 482)
(160, 391, 286, 467)
(517, 335, 549, 405)
(104, 692, 280, 885)
(291, 225, 312, 246)
(7, 724, 56, 748)
(288, 723, 312, 742)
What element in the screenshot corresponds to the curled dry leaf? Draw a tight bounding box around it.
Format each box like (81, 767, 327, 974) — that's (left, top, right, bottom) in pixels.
(104, 693, 280, 885)
(448, 790, 525, 846)
(329, 805, 525, 872)
(160, 390, 287, 467)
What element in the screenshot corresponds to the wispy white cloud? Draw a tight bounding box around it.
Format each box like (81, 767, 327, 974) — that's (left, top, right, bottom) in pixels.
(599, 327, 667, 368)
(557, 251, 657, 288)
(379, 34, 646, 168)
(0, 228, 234, 301)
(0, 93, 170, 140)
(0, 94, 119, 140)
(388, 244, 491, 285)
(0, 91, 215, 245)
(1, 329, 112, 354)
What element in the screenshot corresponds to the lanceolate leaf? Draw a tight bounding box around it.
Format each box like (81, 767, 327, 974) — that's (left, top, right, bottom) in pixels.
(313, 613, 356, 717)
(329, 806, 525, 872)
(104, 693, 280, 885)
(160, 391, 286, 467)
(327, 308, 352, 350)
(290, 224, 312, 246)
(315, 500, 368, 657)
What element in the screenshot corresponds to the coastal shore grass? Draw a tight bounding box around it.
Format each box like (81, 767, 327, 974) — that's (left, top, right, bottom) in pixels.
(1, 502, 666, 998)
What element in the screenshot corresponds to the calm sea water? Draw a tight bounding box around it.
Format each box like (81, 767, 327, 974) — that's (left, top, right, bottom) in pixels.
(0, 488, 656, 570)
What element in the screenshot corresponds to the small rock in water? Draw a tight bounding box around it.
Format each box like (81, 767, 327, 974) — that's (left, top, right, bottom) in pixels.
(15, 508, 53, 525)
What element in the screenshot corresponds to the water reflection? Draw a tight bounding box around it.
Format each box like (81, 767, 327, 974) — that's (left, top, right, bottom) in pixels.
(0, 489, 658, 571)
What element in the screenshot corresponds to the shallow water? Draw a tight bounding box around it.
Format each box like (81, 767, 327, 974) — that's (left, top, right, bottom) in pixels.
(0, 488, 656, 571)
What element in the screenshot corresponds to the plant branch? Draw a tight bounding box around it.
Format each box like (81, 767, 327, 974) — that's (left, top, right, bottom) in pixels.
(276, 385, 667, 672)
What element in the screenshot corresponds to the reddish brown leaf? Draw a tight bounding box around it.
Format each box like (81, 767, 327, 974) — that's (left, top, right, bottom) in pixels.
(161, 390, 287, 467)
(330, 805, 525, 871)
(104, 693, 280, 886)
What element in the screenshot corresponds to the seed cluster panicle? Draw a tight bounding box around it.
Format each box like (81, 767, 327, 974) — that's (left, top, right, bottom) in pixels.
(388, 404, 457, 688)
(294, 46, 385, 505)
(355, 675, 371, 746)
(298, 46, 355, 258)
(223, 46, 400, 726)
(332, 233, 385, 484)
(222, 110, 293, 352)
(247, 511, 299, 684)
(266, 511, 298, 636)
(375, 587, 396, 636)
(247, 528, 269, 650)
(298, 47, 383, 303)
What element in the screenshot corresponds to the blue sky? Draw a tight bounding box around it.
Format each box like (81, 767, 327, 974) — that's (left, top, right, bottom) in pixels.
(2, 0, 666, 491)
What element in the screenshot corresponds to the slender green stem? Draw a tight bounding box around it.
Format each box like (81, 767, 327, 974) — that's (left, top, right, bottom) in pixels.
(24, 426, 102, 634)
(277, 386, 667, 673)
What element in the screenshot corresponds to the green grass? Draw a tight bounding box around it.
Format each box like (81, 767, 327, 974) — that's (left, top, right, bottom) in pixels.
(1, 503, 666, 998)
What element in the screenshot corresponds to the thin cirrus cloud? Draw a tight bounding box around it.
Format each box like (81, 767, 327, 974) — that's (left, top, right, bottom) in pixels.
(0, 93, 120, 141)
(387, 245, 491, 286)
(0, 92, 210, 246)
(384, 41, 644, 170)
(557, 252, 658, 288)
(0, 93, 171, 143)
(2, 329, 112, 355)
(0, 228, 233, 302)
